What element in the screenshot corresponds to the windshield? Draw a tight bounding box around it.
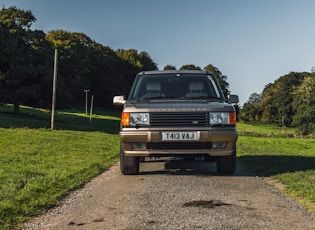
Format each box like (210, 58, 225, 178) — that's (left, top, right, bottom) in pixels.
(129, 73, 224, 100)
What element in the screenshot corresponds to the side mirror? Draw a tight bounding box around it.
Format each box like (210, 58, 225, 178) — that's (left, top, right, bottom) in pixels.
(227, 94, 239, 104)
(113, 95, 126, 105)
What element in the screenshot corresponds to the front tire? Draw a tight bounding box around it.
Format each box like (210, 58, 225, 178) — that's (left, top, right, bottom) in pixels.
(120, 145, 139, 175)
(216, 147, 236, 174)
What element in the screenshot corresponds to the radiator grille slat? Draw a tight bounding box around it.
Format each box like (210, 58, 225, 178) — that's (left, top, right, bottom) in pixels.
(151, 112, 208, 127)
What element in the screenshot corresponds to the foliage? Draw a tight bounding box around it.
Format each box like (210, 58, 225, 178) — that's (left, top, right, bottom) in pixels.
(116, 49, 158, 71)
(0, 6, 52, 113)
(46, 30, 93, 107)
(0, 7, 157, 110)
(240, 72, 315, 135)
(179, 64, 202, 70)
(239, 93, 263, 122)
(292, 75, 315, 135)
(163, 64, 176, 70)
(204, 64, 230, 98)
(46, 31, 144, 108)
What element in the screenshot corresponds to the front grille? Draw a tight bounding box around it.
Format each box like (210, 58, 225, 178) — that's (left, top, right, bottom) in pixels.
(150, 112, 208, 127)
(147, 142, 211, 150)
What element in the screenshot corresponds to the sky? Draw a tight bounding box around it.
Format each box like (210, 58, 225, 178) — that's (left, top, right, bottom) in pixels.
(2, 0, 315, 105)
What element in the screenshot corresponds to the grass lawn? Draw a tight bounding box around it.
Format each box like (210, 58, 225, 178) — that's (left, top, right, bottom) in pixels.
(237, 123, 315, 212)
(0, 104, 121, 229)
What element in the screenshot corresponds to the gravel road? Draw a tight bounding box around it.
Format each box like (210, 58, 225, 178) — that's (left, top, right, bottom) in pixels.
(23, 158, 315, 230)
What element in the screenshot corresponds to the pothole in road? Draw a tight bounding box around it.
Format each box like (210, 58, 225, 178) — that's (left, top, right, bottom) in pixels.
(183, 200, 231, 208)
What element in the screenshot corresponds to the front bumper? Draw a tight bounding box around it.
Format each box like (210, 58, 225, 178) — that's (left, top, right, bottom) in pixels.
(120, 129, 238, 157)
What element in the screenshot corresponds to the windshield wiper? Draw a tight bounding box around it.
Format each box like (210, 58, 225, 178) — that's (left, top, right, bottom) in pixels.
(148, 96, 170, 100)
(144, 96, 178, 100)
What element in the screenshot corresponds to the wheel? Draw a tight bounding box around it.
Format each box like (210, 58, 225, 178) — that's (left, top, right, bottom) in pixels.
(120, 145, 139, 175)
(216, 146, 236, 174)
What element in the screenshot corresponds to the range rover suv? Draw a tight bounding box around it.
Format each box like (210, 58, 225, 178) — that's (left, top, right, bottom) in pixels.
(113, 70, 239, 175)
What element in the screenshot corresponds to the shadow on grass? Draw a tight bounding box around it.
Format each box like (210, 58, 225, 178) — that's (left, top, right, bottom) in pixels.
(51, 111, 121, 134)
(238, 155, 315, 176)
(0, 106, 121, 134)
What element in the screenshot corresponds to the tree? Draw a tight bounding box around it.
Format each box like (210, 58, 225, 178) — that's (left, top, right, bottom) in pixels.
(164, 65, 176, 70)
(88, 43, 139, 108)
(259, 72, 305, 126)
(292, 74, 315, 135)
(138, 51, 158, 71)
(46, 30, 94, 107)
(0, 6, 46, 113)
(179, 64, 202, 70)
(116, 49, 157, 72)
(204, 64, 229, 98)
(46, 32, 152, 108)
(239, 93, 262, 122)
(248, 92, 262, 106)
(27, 30, 54, 108)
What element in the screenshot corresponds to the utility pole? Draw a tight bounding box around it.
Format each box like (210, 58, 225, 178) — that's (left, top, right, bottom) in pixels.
(84, 89, 90, 114)
(51, 49, 58, 130)
(89, 95, 94, 123)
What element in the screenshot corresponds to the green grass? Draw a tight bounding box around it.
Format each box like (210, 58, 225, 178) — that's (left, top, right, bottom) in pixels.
(0, 104, 121, 229)
(237, 122, 296, 137)
(237, 123, 315, 212)
(0, 104, 120, 133)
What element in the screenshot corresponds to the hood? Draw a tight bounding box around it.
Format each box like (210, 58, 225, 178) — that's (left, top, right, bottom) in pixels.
(124, 100, 235, 113)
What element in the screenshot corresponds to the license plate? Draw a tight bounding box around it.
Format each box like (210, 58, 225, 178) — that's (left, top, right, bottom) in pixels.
(162, 132, 198, 141)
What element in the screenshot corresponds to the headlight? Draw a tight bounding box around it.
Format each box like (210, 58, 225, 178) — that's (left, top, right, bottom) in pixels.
(210, 112, 236, 125)
(121, 112, 150, 126)
(130, 113, 150, 126)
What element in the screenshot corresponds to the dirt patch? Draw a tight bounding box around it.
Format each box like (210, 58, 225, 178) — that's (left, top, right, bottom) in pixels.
(264, 177, 287, 191)
(265, 177, 315, 213)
